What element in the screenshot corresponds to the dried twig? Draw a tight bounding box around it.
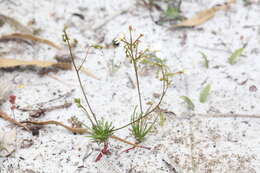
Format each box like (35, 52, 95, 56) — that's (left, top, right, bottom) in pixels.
(0, 33, 60, 49)
(21, 120, 87, 134)
(30, 90, 74, 106)
(18, 103, 72, 118)
(21, 120, 149, 149)
(0, 110, 30, 131)
(110, 135, 150, 149)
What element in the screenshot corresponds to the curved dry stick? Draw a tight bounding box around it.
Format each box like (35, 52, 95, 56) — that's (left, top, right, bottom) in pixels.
(21, 120, 149, 149)
(21, 120, 87, 134)
(110, 135, 150, 149)
(0, 110, 30, 131)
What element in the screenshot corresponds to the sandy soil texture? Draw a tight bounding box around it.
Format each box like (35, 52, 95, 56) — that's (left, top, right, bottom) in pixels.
(1, 0, 260, 173)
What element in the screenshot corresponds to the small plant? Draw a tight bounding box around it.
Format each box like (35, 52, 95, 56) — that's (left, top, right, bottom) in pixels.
(131, 107, 157, 143)
(163, 0, 185, 21)
(74, 98, 114, 143)
(117, 26, 171, 143)
(89, 119, 114, 143)
(140, 0, 185, 25)
(63, 30, 113, 144)
(63, 26, 171, 159)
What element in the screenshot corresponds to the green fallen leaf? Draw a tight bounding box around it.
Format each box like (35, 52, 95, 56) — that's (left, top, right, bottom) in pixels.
(199, 51, 209, 68)
(199, 84, 211, 103)
(228, 47, 244, 65)
(165, 7, 180, 19)
(180, 96, 195, 110)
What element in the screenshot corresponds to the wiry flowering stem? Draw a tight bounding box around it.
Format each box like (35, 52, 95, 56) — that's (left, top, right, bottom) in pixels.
(113, 27, 170, 132)
(63, 29, 98, 126)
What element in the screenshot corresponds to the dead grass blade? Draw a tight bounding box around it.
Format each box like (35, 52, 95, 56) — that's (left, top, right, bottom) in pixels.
(0, 58, 98, 79)
(0, 14, 32, 34)
(0, 33, 60, 49)
(0, 58, 71, 69)
(0, 110, 30, 131)
(172, 0, 235, 28)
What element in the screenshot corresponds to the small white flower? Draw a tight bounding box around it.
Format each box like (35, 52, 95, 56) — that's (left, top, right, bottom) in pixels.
(117, 32, 125, 41)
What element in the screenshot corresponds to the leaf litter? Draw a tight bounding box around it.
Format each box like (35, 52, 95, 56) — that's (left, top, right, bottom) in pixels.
(0, 128, 16, 157)
(0, 33, 60, 49)
(171, 0, 236, 28)
(0, 14, 32, 34)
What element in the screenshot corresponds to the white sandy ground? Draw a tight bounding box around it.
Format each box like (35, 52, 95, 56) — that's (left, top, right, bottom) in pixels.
(0, 0, 260, 172)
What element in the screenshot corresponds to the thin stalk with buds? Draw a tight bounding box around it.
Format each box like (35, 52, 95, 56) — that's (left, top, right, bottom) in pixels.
(63, 30, 98, 126)
(113, 27, 170, 135)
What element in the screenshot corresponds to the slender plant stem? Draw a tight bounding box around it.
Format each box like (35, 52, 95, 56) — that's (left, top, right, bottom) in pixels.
(128, 30, 143, 114)
(113, 30, 169, 132)
(78, 47, 90, 71)
(113, 68, 168, 132)
(133, 60, 143, 113)
(80, 104, 94, 126)
(63, 31, 98, 125)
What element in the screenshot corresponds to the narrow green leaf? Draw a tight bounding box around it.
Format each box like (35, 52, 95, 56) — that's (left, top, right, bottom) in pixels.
(180, 96, 195, 110)
(199, 51, 209, 68)
(228, 47, 244, 65)
(199, 84, 211, 103)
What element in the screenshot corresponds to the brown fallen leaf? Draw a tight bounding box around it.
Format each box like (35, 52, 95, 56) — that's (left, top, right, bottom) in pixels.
(0, 58, 99, 79)
(0, 58, 71, 69)
(0, 110, 30, 131)
(0, 14, 32, 34)
(0, 33, 60, 49)
(172, 0, 235, 28)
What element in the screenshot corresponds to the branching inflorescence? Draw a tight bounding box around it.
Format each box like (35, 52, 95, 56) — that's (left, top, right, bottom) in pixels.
(63, 25, 171, 147)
